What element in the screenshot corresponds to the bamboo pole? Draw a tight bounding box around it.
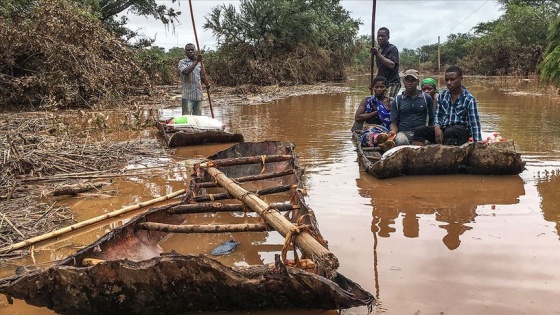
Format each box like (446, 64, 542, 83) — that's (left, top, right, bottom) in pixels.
(199, 155, 292, 168)
(0, 189, 187, 254)
(205, 167, 339, 274)
(166, 202, 297, 214)
(196, 169, 295, 188)
(188, 184, 293, 203)
(137, 222, 270, 233)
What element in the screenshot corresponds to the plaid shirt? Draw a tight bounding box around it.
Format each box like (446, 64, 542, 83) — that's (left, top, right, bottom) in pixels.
(435, 87, 482, 141)
(178, 58, 204, 101)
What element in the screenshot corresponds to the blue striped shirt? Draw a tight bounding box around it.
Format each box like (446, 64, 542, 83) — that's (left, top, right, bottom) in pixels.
(435, 87, 482, 141)
(178, 58, 204, 101)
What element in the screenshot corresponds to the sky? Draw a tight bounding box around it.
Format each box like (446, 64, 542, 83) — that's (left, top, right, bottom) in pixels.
(125, 0, 505, 51)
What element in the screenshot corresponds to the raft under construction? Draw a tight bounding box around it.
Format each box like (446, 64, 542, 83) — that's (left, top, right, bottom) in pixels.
(0, 141, 373, 315)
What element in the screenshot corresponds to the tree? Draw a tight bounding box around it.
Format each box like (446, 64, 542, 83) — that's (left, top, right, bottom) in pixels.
(353, 35, 372, 73)
(416, 44, 439, 71)
(465, 2, 554, 75)
(1, 0, 181, 47)
(440, 33, 474, 68)
(539, 16, 560, 85)
(83, 0, 181, 45)
(497, 0, 560, 15)
(399, 48, 419, 71)
(202, 0, 361, 85)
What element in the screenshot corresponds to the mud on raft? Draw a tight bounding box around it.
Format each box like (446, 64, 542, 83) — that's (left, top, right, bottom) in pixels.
(0, 141, 374, 315)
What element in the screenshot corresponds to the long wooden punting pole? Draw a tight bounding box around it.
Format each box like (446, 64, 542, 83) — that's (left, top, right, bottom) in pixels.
(203, 166, 340, 273)
(0, 189, 187, 254)
(188, 0, 214, 118)
(370, 0, 377, 94)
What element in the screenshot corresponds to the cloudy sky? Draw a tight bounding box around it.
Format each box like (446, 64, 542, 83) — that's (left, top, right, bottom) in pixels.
(126, 0, 504, 51)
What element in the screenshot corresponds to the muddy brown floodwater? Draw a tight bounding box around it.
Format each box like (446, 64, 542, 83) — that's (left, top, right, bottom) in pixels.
(1, 75, 559, 315)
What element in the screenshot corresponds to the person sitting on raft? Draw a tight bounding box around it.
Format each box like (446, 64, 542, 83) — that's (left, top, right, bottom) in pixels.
(421, 77, 439, 111)
(413, 66, 482, 146)
(354, 76, 395, 151)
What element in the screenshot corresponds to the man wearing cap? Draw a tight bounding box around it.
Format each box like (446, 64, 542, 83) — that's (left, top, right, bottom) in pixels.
(371, 27, 400, 98)
(413, 66, 482, 146)
(390, 69, 434, 146)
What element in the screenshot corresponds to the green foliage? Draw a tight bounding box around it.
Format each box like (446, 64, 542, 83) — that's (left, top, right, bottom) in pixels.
(539, 17, 560, 85)
(497, 0, 560, 14)
(440, 33, 474, 68)
(0, 0, 38, 16)
(83, 0, 181, 46)
(463, 2, 554, 75)
(416, 44, 439, 71)
(399, 48, 419, 71)
(137, 47, 176, 85)
(202, 0, 361, 85)
(353, 35, 372, 72)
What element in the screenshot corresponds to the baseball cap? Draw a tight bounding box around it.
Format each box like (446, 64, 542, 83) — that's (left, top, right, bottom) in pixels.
(403, 69, 419, 80)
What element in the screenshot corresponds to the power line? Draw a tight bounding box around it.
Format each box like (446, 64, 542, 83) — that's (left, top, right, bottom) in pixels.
(446, 0, 490, 35)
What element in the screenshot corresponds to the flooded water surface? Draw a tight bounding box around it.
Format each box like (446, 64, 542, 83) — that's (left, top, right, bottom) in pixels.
(1, 76, 559, 315)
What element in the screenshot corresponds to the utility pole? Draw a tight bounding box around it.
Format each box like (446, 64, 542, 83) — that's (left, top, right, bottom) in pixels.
(438, 36, 441, 73)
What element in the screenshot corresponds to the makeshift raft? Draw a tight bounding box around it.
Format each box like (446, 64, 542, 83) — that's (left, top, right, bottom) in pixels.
(156, 113, 243, 147)
(352, 131, 525, 179)
(0, 141, 373, 315)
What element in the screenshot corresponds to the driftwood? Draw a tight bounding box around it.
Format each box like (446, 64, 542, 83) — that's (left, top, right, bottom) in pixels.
(136, 222, 271, 233)
(51, 181, 110, 196)
(0, 255, 373, 315)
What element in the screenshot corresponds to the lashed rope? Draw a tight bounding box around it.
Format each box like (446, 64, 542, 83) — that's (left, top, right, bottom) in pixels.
(280, 213, 328, 268)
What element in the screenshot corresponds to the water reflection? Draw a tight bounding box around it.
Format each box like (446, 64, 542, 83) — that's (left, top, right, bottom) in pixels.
(359, 175, 525, 250)
(536, 171, 560, 237)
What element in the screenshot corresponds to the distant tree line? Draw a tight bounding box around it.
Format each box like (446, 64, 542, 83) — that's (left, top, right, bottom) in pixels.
(385, 0, 559, 84)
(1, 0, 558, 109)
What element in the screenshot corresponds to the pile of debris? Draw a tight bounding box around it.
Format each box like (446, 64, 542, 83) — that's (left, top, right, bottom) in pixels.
(0, 0, 151, 110)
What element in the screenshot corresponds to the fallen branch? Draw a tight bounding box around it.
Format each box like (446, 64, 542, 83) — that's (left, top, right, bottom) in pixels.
(51, 181, 110, 196)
